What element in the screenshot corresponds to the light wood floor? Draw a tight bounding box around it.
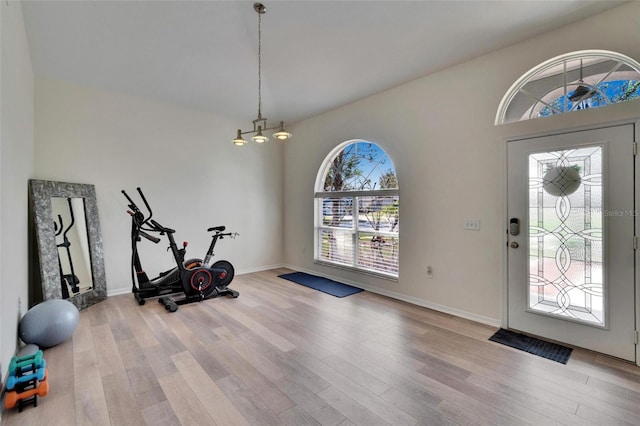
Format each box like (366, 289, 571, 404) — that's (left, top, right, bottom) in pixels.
(3, 268, 640, 425)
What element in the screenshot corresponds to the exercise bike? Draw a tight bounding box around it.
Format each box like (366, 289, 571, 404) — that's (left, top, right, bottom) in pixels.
(122, 187, 239, 312)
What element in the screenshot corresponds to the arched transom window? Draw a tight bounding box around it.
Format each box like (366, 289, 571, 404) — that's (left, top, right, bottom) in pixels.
(314, 141, 399, 278)
(496, 50, 640, 125)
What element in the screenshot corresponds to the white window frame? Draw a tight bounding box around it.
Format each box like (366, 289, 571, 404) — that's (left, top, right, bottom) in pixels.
(496, 50, 640, 125)
(314, 141, 399, 280)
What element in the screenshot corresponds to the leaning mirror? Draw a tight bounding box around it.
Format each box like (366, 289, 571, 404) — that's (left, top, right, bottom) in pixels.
(29, 180, 107, 310)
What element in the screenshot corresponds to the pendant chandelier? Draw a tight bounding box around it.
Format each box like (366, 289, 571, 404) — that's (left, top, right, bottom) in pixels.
(233, 3, 292, 146)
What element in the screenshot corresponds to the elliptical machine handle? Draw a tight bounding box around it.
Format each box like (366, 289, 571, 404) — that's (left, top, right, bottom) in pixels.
(121, 190, 138, 211)
(138, 230, 161, 244)
(136, 187, 154, 221)
(149, 219, 175, 234)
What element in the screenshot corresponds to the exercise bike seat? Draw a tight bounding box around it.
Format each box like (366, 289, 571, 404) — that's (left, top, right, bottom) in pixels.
(207, 225, 226, 233)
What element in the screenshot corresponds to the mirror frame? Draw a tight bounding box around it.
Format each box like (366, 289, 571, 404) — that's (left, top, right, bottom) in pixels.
(29, 179, 107, 310)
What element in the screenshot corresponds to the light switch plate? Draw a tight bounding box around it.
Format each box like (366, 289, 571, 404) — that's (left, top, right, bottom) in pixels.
(464, 218, 481, 230)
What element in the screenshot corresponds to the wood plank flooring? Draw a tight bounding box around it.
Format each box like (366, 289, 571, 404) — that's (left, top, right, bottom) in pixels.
(3, 268, 640, 425)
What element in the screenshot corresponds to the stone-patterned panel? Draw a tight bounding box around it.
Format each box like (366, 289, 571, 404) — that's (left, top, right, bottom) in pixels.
(29, 179, 107, 310)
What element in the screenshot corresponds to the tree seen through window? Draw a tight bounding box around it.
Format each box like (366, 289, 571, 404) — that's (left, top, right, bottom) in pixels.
(538, 80, 640, 117)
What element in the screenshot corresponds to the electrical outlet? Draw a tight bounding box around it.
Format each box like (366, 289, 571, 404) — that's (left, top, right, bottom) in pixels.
(426, 265, 433, 278)
(464, 218, 481, 230)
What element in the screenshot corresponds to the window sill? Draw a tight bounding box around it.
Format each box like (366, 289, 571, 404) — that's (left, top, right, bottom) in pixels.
(313, 259, 399, 282)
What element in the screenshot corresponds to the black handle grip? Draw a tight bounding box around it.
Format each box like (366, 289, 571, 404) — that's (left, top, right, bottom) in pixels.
(138, 230, 161, 244)
(150, 219, 175, 234)
(121, 190, 137, 208)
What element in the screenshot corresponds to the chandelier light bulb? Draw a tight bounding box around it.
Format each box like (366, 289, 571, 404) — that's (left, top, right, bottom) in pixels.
(273, 121, 292, 140)
(232, 129, 247, 146)
(252, 126, 269, 143)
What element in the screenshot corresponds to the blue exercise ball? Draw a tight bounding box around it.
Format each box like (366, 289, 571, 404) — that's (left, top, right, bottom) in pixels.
(19, 299, 80, 348)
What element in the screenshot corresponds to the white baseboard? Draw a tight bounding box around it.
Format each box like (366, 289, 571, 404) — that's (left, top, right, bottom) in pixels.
(107, 287, 130, 297)
(236, 263, 286, 275)
(106, 263, 286, 297)
(283, 264, 500, 328)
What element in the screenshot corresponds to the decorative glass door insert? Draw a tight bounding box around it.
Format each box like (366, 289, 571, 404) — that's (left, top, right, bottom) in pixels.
(528, 145, 604, 326)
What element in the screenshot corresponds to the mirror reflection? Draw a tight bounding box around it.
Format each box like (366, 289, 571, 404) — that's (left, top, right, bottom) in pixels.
(29, 179, 107, 310)
(52, 197, 93, 298)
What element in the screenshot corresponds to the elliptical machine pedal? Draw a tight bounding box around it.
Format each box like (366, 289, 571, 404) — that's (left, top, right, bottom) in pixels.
(158, 297, 179, 312)
(219, 288, 240, 299)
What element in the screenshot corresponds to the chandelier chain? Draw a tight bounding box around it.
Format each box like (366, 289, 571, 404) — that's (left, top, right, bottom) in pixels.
(579, 59, 583, 81)
(257, 11, 262, 120)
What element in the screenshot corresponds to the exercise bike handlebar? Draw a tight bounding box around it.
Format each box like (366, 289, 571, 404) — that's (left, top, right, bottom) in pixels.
(206, 226, 239, 239)
(218, 231, 239, 239)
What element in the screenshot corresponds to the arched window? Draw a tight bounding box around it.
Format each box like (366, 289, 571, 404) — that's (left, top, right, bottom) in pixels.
(496, 50, 640, 125)
(314, 141, 399, 278)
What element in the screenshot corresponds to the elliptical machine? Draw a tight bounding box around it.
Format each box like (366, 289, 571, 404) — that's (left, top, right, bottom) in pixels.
(122, 187, 239, 312)
(54, 198, 81, 298)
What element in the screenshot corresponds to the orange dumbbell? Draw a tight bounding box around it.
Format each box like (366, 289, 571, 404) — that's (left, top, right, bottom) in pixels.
(4, 378, 49, 409)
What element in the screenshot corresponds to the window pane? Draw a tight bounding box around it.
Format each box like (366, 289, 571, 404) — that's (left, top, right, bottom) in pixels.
(357, 196, 399, 233)
(323, 142, 398, 191)
(357, 232, 399, 275)
(318, 229, 353, 265)
(321, 197, 353, 228)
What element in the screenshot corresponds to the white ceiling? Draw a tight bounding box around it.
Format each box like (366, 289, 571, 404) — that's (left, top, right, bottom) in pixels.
(21, 0, 627, 125)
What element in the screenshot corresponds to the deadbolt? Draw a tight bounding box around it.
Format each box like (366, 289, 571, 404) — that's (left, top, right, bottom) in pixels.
(510, 241, 519, 249)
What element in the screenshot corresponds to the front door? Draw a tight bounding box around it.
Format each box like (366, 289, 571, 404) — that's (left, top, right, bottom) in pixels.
(507, 124, 636, 361)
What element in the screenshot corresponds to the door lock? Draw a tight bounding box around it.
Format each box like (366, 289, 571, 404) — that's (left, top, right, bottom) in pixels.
(509, 218, 520, 236)
(510, 241, 519, 249)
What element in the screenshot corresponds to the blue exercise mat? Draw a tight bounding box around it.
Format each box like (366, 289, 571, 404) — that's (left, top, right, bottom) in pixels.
(278, 272, 364, 298)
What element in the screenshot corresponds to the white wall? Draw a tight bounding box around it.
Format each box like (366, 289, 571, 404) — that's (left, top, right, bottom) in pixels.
(283, 2, 640, 325)
(34, 77, 284, 296)
(1, 0, 4, 392)
(1, 0, 34, 384)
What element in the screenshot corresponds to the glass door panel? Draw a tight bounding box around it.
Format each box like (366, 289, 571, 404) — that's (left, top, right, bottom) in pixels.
(528, 146, 604, 326)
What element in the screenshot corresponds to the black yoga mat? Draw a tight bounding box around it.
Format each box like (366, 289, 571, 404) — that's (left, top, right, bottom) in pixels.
(489, 328, 572, 364)
(278, 272, 364, 298)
